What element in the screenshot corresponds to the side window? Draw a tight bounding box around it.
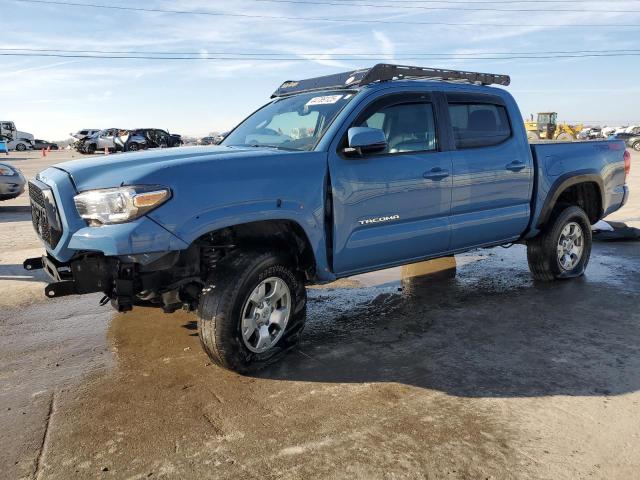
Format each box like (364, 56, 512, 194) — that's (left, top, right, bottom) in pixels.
(356, 102, 438, 154)
(448, 103, 511, 149)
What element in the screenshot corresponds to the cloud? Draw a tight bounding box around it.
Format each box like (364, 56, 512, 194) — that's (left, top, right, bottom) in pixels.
(3, 0, 639, 138)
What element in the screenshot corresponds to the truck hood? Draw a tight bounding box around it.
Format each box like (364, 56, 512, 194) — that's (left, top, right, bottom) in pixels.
(53, 145, 282, 191)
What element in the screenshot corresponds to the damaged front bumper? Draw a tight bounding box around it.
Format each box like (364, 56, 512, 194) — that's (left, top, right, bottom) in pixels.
(24, 253, 133, 309)
(23, 249, 202, 313)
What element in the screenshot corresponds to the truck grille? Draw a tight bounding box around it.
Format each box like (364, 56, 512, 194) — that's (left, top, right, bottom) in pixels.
(29, 181, 63, 249)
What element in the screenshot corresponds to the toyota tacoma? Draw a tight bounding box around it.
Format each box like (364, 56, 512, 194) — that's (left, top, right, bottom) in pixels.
(24, 64, 630, 372)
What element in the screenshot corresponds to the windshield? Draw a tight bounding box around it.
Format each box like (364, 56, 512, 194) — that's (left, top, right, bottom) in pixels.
(222, 91, 355, 151)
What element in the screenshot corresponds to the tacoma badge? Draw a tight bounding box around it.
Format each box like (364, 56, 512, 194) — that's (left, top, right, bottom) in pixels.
(358, 214, 400, 226)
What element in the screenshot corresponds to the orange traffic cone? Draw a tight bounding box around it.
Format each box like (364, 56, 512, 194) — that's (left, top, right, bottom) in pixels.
(104, 147, 109, 155)
(47, 146, 51, 153)
(41, 148, 47, 157)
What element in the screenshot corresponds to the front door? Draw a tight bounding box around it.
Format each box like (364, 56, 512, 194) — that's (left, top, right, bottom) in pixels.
(329, 92, 453, 275)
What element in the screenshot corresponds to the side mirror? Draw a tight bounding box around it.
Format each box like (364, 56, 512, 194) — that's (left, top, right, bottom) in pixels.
(345, 127, 387, 156)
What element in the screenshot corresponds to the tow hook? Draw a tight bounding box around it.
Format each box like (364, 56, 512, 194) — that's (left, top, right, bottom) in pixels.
(44, 281, 78, 298)
(23, 257, 44, 271)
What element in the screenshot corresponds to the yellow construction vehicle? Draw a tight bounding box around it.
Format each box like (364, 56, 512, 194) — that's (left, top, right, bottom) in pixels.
(525, 112, 583, 142)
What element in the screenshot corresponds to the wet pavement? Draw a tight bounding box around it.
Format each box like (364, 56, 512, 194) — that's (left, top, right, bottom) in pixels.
(1, 242, 640, 479)
(1, 150, 639, 479)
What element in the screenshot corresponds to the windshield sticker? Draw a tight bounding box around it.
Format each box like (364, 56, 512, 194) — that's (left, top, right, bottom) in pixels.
(306, 95, 343, 106)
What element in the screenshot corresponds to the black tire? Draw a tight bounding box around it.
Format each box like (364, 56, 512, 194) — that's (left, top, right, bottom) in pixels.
(0, 193, 20, 200)
(527, 205, 592, 281)
(127, 142, 139, 152)
(15, 143, 26, 151)
(633, 141, 640, 152)
(197, 250, 306, 372)
(86, 143, 96, 154)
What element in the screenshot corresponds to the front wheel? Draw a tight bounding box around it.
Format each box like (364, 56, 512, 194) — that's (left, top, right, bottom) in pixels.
(15, 143, 27, 151)
(197, 251, 306, 372)
(633, 141, 640, 152)
(527, 205, 592, 281)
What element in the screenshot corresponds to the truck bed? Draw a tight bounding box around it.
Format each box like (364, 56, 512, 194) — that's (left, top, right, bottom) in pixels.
(528, 140, 628, 237)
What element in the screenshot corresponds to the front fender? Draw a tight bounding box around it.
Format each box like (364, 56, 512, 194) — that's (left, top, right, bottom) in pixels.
(151, 200, 334, 282)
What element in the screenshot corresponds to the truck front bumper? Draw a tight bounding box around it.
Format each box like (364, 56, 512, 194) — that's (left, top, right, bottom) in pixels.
(24, 249, 189, 312)
(24, 253, 122, 301)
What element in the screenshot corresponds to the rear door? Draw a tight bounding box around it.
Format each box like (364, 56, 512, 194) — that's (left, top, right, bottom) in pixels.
(446, 93, 533, 250)
(329, 91, 453, 275)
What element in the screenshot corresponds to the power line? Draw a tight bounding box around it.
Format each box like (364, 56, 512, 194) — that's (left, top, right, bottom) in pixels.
(340, 0, 640, 3)
(11, 0, 640, 28)
(3, 47, 640, 56)
(3, 52, 640, 60)
(251, 0, 640, 13)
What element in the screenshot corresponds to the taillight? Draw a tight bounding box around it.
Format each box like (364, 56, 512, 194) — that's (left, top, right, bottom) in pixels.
(624, 150, 631, 178)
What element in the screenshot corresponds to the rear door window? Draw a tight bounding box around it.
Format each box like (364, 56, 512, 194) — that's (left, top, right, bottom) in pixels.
(448, 103, 511, 149)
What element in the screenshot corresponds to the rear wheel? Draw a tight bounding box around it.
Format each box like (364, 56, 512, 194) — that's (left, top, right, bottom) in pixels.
(127, 142, 140, 152)
(527, 205, 592, 281)
(15, 143, 27, 151)
(86, 143, 96, 154)
(633, 141, 640, 152)
(197, 251, 306, 372)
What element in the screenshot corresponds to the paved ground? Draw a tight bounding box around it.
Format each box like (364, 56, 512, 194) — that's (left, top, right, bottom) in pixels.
(0, 149, 639, 479)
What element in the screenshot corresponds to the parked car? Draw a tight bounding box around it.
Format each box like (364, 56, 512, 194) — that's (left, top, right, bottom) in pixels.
(24, 64, 630, 373)
(32, 139, 59, 150)
(71, 129, 101, 152)
(5, 137, 34, 151)
(115, 128, 182, 151)
(198, 136, 217, 145)
(79, 128, 121, 154)
(610, 126, 640, 141)
(0, 163, 26, 200)
(71, 129, 100, 141)
(578, 127, 603, 140)
(625, 135, 640, 151)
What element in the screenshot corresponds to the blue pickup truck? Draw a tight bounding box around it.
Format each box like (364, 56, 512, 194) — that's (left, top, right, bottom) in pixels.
(25, 64, 630, 372)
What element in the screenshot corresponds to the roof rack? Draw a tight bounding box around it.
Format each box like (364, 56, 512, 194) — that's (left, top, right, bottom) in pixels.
(271, 63, 510, 98)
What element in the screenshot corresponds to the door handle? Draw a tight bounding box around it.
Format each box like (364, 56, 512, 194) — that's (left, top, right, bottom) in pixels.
(423, 167, 450, 181)
(506, 161, 526, 172)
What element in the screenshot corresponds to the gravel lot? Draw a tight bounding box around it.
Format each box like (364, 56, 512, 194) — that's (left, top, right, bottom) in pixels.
(1, 149, 639, 479)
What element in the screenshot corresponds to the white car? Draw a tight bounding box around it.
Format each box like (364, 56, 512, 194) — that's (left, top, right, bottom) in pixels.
(71, 129, 100, 140)
(7, 138, 33, 151)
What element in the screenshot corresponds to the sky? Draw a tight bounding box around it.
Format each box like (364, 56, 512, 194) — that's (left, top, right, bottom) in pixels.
(1, 0, 640, 140)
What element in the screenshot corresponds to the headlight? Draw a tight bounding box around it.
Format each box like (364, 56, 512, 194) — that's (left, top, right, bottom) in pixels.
(0, 165, 15, 176)
(74, 185, 171, 226)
